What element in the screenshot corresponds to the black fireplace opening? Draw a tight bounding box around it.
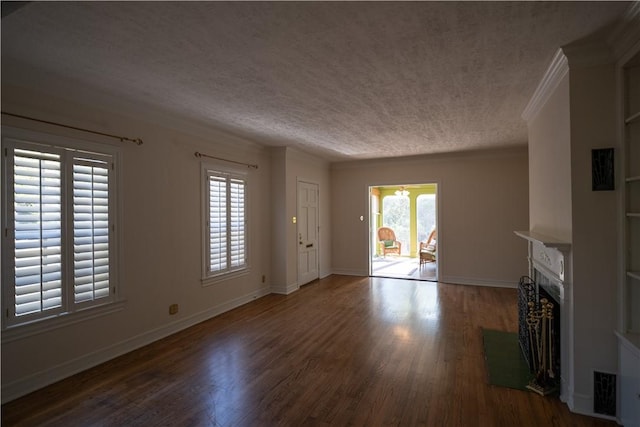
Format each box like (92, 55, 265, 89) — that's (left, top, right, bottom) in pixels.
(518, 274, 561, 393)
(537, 281, 561, 382)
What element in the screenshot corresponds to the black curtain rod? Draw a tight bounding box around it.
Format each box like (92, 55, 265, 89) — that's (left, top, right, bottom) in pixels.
(194, 151, 258, 169)
(2, 111, 144, 145)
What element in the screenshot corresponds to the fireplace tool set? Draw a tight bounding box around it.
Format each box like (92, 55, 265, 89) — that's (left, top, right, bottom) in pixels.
(525, 297, 557, 396)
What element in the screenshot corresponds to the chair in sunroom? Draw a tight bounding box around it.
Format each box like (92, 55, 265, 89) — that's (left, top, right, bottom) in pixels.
(419, 228, 437, 266)
(377, 227, 402, 257)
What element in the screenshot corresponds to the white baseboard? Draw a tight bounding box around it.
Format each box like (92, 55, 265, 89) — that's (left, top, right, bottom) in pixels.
(331, 268, 367, 276)
(271, 281, 299, 295)
(320, 271, 332, 279)
(271, 272, 334, 294)
(328, 271, 517, 290)
(569, 392, 617, 423)
(439, 275, 517, 289)
(2, 286, 271, 403)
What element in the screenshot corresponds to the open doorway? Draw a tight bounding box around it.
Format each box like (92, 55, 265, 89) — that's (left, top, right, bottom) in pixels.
(369, 184, 437, 281)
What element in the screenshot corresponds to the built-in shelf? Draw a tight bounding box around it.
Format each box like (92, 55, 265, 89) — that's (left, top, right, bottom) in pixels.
(514, 230, 571, 251)
(625, 110, 640, 124)
(617, 38, 640, 427)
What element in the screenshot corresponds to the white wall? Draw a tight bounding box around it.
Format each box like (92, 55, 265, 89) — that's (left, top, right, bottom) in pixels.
(270, 147, 289, 291)
(270, 146, 332, 294)
(568, 62, 619, 411)
(528, 74, 573, 242)
(1, 85, 276, 401)
(331, 149, 530, 287)
(525, 50, 620, 416)
(286, 148, 332, 282)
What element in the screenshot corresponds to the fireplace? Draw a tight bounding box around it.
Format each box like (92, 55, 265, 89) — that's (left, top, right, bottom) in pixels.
(514, 231, 570, 399)
(533, 268, 562, 383)
(518, 272, 562, 394)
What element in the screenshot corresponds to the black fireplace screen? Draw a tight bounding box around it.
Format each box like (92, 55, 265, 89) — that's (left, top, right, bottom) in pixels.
(518, 276, 536, 371)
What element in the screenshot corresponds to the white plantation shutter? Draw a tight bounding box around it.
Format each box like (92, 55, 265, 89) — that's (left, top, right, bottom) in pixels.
(73, 157, 110, 303)
(12, 149, 63, 317)
(3, 136, 118, 327)
(205, 170, 247, 277)
(229, 178, 245, 268)
(208, 175, 227, 272)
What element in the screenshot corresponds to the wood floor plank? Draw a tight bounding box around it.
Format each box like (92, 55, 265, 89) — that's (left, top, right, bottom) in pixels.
(2, 275, 617, 426)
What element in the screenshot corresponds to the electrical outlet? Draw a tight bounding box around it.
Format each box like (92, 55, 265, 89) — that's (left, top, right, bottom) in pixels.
(169, 304, 179, 315)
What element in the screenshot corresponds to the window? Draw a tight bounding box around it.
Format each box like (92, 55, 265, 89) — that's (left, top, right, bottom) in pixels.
(382, 194, 410, 256)
(202, 167, 248, 283)
(2, 132, 119, 328)
(416, 193, 436, 244)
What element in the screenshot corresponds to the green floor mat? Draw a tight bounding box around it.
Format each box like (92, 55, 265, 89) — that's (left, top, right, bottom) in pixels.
(482, 328, 533, 391)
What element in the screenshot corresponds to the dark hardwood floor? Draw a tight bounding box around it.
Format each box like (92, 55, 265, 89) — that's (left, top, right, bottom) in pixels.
(2, 275, 616, 426)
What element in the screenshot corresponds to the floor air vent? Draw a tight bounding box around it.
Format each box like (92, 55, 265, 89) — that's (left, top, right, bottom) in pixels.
(593, 371, 616, 417)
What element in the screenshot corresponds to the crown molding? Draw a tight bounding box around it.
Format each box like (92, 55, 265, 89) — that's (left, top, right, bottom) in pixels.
(608, 1, 640, 61)
(1, 64, 268, 156)
(330, 145, 528, 170)
(521, 48, 569, 123)
(561, 38, 614, 69)
(522, 2, 640, 123)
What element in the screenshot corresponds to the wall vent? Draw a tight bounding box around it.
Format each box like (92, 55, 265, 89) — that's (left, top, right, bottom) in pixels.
(593, 371, 616, 417)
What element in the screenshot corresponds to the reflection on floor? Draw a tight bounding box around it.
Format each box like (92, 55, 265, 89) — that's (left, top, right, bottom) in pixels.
(371, 255, 437, 281)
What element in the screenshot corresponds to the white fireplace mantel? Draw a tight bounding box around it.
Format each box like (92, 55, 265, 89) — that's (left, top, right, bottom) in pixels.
(514, 230, 571, 252)
(515, 230, 571, 287)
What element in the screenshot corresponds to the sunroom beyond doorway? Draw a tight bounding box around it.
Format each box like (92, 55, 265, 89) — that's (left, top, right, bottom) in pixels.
(369, 184, 437, 281)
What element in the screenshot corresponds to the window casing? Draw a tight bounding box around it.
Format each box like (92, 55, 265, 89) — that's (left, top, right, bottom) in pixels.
(2, 131, 120, 329)
(202, 166, 248, 283)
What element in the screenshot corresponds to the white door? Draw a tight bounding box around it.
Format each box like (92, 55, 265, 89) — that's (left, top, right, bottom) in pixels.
(297, 181, 319, 285)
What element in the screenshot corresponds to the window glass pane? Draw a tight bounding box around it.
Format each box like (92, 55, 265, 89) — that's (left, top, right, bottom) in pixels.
(417, 194, 436, 244)
(382, 195, 409, 256)
(13, 149, 63, 316)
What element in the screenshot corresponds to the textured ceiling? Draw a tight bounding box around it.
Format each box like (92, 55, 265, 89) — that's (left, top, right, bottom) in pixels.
(0, 1, 631, 161)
